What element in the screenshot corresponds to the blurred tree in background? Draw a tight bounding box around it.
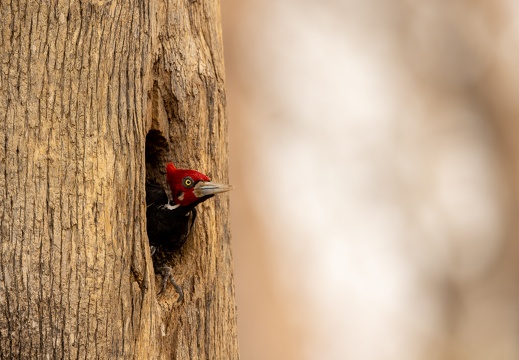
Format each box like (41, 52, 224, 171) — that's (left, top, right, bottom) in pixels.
(223, 1, 519, 359)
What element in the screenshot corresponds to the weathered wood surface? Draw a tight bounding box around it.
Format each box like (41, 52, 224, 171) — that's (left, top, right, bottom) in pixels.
(0, 0, 238, 358)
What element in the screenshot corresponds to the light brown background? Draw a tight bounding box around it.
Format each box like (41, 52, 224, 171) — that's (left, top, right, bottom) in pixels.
(223, 1, 519, 359)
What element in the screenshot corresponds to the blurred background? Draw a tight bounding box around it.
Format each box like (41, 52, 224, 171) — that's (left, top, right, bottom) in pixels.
(221, 1, 519, 359)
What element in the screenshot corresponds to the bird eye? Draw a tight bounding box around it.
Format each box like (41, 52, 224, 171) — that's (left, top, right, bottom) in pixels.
(183, 177, 194, 188)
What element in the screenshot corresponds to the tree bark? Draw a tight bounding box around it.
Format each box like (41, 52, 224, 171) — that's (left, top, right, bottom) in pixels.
(0, 0, 237, 359)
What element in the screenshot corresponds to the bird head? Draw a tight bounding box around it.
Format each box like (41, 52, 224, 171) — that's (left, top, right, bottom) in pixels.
(166, 162, 233, 206)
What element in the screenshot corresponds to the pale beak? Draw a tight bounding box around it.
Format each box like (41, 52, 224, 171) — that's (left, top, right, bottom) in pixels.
(193, 181, 233, 198)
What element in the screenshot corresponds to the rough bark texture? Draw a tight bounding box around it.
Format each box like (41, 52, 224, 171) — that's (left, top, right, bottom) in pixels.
(0, 0, 237, 359)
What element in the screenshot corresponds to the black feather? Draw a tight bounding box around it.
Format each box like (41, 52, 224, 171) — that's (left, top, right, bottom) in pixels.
(146, 182, 214, 252)
(146, 181, 216, 299)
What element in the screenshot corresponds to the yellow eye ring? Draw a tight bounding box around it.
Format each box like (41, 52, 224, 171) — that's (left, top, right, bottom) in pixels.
(183, 177, 194, 188)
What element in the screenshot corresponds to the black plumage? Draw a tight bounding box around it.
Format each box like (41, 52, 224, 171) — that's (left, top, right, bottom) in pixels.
(147, 182, 192, 250)
(145, 182, 214, 300)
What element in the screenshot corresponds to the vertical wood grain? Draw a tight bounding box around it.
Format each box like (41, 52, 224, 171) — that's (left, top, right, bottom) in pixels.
(0, 0, 237, 358)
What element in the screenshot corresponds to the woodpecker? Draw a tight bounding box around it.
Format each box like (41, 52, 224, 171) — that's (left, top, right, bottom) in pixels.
(146, 162, 232, 301)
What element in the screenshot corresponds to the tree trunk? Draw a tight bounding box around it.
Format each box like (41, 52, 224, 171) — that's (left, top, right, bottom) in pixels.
(0, 0, 238, 359)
